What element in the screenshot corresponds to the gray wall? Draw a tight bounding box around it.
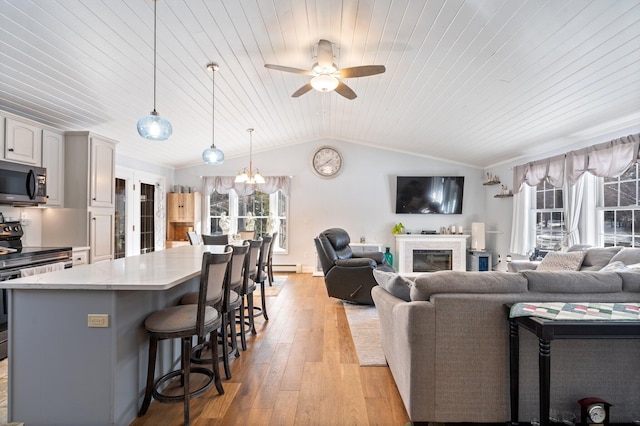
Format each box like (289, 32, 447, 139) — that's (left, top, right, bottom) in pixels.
(175, 139, 485, 272)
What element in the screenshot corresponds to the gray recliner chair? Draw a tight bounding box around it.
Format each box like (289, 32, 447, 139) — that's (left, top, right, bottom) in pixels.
(314, 228, 394, 304)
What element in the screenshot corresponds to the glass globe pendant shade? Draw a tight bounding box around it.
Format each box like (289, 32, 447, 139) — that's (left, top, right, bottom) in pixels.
(311, 74, 339, 92)
(137, 110, 173, 141)
(202, 145, 224, 164)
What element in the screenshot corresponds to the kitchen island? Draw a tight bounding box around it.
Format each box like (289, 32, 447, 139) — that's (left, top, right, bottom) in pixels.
(0, 245, 221, 426)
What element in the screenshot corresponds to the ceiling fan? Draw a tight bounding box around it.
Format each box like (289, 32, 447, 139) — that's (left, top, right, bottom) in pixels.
(264, 39, 385, 100)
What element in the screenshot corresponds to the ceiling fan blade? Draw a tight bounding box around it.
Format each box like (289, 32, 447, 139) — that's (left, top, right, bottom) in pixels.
(317, 39, 334, 68)
(292, 83, 313, 97)
(334, 81, 357, 100)
(337, 65, 386, 78)
(265, 64, 313, 75)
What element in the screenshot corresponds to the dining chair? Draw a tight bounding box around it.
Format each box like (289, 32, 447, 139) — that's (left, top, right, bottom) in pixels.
(238, 230, 255, 240)
(187, 231, 201, 245)
(201, 234, 229, 245)
(139, 248, 231, 426)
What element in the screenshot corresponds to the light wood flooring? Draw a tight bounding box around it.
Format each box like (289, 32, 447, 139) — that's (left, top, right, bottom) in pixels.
(130, 273, 410, 426)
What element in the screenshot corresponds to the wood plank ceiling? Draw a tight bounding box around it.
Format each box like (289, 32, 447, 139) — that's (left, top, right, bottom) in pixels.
(1, 0, 639, 169)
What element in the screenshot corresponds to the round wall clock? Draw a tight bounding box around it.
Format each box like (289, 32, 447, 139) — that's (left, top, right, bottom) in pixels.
(312, 146, 343, 178)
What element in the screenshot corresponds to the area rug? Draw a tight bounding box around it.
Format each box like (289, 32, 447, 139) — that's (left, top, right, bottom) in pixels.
(342, 302, 387, 366)
(254, 275, 287, 297)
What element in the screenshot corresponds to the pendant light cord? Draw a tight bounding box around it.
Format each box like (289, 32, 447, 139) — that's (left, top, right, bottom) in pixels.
(153, 0, 157, 112)
(212, 66, 215, 148)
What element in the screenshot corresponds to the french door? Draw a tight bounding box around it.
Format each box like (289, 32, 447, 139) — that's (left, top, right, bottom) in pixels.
(114, 167, 166, 257)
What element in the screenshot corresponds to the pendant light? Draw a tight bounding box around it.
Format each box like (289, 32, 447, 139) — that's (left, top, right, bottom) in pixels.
(137, 0, 172, 141)
(202, 63, 224, 164)
(235, 128, 265, 184)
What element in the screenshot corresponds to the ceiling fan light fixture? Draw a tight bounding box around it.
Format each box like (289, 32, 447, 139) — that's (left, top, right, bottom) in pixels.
(202, 62, 224, 165)
(312, 63, 337, 75)
(311, 74, 339, 92)
(137, 0, 172, 141)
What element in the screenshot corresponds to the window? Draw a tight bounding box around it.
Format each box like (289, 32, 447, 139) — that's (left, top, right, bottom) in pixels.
(601, 163, 639, 247)
(534, 181, 565, 251)
(209, 189, 288, 251)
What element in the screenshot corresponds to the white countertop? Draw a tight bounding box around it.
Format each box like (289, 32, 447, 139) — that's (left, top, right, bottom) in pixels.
(0, 245, 225, 291)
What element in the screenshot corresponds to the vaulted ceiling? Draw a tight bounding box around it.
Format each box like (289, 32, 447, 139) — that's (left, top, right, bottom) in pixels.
(1, 0, 639, 169)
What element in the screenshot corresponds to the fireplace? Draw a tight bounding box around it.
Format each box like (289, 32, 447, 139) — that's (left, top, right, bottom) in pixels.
(413, 249, 452, 272)
(395, 234, 469, 275)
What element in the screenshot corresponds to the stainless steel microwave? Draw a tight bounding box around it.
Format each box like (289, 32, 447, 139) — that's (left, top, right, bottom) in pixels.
(0, 160, 47, 206)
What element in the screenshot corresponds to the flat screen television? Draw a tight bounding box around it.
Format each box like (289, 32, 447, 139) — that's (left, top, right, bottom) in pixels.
(395, 176, 464, 214)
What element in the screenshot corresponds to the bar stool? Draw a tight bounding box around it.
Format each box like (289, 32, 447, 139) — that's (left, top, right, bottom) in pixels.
(138, 248, 232, 426)
(253, 234, 272, 321)
(266, 232, 278, 286)
(181, 242, 248, 379)
(238, 239, 262, 350)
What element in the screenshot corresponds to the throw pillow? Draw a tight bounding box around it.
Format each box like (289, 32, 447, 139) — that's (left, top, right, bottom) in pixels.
(600, 261, 629, 272)
(536, 251, 586, 271)
(373, 269, 412, 301)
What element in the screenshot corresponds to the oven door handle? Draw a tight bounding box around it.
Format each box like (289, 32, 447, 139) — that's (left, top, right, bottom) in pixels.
(0, 269, 23, 281)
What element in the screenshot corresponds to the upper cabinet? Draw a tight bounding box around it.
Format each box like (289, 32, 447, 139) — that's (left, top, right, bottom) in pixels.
(5, 118, 42, 166)
(64, 132, 116, 210)
(167, 192, 198, 222)
(42, 130, 64, 207)
(89, 136, 115, 208)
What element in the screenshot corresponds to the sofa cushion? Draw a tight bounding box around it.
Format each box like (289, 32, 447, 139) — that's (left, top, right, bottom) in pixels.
(536, 251, 585, 271)
(618, 271, 640, 292)
(373, 269, 412, 301)
(609, 247, 640, 265)
(580, 246, 622, 271)
(411, 271, 528, 301)
(523, 270, 623, 293)
(600, 261, 629, 272)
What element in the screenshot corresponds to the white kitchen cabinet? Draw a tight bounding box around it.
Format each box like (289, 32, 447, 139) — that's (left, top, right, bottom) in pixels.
(90, 211, 114, 263)
(41, 131, 117, 263)
(42, 130, 64, 207)
(72, 247, 89, 266)
(90, 137, 115, 208)
(5, 118, 42, 166)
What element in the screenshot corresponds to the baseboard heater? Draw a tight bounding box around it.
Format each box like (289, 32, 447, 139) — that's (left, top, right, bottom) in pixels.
(273, 264, 301, 273)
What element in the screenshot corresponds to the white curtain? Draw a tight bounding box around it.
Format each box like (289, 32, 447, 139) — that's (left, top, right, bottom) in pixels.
(510, 184, 534, 255)
(202, 176, 291, 196)
(562, 174, 584, 248)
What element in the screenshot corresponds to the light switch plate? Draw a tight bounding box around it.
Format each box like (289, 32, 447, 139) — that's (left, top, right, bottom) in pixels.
(87, 314, 109, 328)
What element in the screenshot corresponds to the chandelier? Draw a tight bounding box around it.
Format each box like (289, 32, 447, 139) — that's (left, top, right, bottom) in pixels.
(201, 63, 224, 164)
(136, 0, 172, 141)
(235, 128, 265, 184)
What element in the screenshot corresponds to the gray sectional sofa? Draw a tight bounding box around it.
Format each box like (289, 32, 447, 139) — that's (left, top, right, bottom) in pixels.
(372, 246, 640, 424)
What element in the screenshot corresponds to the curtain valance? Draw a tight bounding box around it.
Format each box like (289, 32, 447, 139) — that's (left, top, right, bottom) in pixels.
(566, 133, 640, 185)
(202, 176, 291, 196)
(512, 154, 565, 194)
(513, 133, 639, 193)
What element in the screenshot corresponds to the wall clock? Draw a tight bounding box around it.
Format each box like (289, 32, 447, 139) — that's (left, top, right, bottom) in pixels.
(312, 146, 343, 178)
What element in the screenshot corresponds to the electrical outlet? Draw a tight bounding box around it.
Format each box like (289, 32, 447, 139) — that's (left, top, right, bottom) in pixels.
(88, 314, 109, 328)
(497, 254, 502, 263)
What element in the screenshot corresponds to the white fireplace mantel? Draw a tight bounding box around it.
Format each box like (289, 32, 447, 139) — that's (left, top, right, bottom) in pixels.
(395, 234, 469, 276)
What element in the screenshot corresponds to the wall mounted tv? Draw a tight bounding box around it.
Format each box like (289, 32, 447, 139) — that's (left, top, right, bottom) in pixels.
(395, 176, 464, 214)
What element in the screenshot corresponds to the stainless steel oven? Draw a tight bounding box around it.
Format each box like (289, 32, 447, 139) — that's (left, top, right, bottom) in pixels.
(0, 221, 72, 359)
